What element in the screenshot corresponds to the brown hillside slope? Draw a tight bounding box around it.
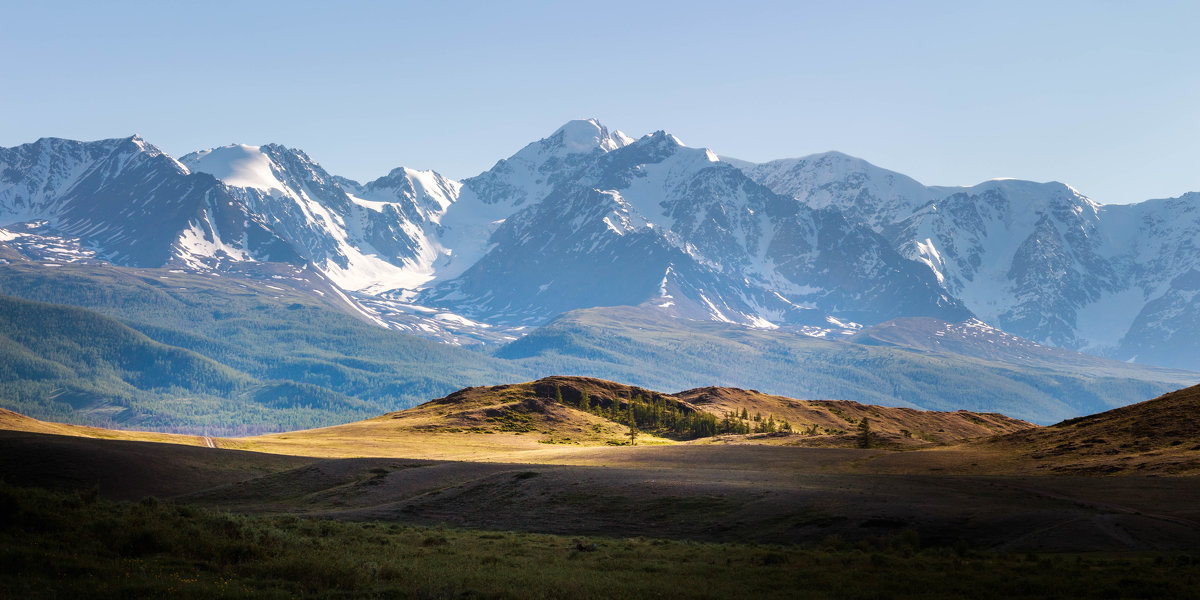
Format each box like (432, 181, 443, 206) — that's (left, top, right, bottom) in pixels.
(0, 377, 1036, 460)
(393, 376, 1034, 448)
(677, 386, 1031, 446)
(223, 376, 1035, 458)
(977, 383, 1200, 475)
(0, 430, 311, 500)
(0, 408, 214, 447)
(218, 377, 683, 459)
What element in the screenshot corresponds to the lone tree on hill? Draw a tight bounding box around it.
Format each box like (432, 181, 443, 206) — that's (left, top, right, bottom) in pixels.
(857, 417, 873, 449)
(627, 423, 639, 446)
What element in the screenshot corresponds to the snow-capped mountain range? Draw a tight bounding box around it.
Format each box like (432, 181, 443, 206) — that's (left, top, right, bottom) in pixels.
(740, 154, 1200, 369)
(1, 120, 1196, 369)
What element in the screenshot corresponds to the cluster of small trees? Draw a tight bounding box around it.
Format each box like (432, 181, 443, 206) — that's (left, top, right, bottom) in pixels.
(553, 386, 792, 441)
(557, 385, 719, 439)
(716, 409, 794, 435)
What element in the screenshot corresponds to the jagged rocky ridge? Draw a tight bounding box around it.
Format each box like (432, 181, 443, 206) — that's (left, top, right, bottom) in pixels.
(422, 125, 965, 327)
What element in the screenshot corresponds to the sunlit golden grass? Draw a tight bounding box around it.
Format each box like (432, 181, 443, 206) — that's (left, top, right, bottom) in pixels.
(4, 380, 1197, 476)
(0, 408, 210, 447)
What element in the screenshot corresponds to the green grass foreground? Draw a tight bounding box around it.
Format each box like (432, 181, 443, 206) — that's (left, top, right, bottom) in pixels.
(1, 482, 1197, 599)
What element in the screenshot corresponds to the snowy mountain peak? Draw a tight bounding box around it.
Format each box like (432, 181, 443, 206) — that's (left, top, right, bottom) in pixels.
(348, 166, 460, 236)
(968, 178, 1091, 200)
(735, 151, 934, 229)
(126, 134, 149, 150)
(608, 130, 700, 167)
(642, 130, 685, 147)
(412, 168, 461, 212)
(513, 119, 632, 164)
(180, 142, 460, 294)
(93, 134, 172, 166)
(180, 144, 286, 192)
(452, 120, 636, 223)
(549, 118, 633, 153)
(941, 179, 1102, 219)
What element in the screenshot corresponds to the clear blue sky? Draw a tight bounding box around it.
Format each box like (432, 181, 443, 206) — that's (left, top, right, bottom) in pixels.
(2, 1, 1197, 204)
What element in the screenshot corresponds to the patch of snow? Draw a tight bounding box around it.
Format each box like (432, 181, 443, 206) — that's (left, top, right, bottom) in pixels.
(658, 268, 675, 299)
(344, 190, 394, 213)
(433, 312, 490, 328)
(321, 248, 436, 294)
(746, 315, 778, 330)
(326, 284, 389, 328)
(403, 168, 461, 214)
(181, 144, 287, 192)
(175, 222, 251, 268)
(698, 293, 734, 324)
(825, 316, 863, 330)
(914, 238, 945, 284)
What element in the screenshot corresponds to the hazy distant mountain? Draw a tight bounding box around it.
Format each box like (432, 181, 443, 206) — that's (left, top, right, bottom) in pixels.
(734, 153, 1200, 369)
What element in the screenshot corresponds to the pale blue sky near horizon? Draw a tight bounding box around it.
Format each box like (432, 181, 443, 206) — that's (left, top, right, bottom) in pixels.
(1, 1, 1197, 204)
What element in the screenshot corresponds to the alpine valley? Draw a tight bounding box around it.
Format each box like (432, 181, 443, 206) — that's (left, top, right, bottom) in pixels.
(1, 119, 1197, 431)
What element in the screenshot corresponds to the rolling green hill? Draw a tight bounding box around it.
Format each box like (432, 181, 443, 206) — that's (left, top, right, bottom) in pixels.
(0, 294, 378, 434)
(0, 263, 522, 415)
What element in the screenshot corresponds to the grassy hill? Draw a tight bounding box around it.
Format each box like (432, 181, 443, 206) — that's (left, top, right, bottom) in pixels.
(226, 374, 1036, 460)
(0, 407, 211, 448)
(0, 376, 1035, 462)
(676, 385, 1030, 446)
(979, 383, 1200, 475)
(0, 295, 379, 433)
(0, 262, 518, 408)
